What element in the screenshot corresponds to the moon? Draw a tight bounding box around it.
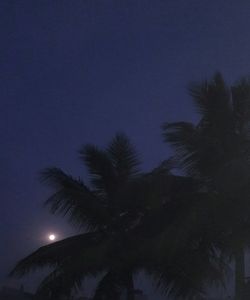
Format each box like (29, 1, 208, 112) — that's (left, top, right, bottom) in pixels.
(48, 234, 56, 241)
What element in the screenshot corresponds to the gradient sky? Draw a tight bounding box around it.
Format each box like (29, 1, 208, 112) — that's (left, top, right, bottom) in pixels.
(1, 0, 250, 298)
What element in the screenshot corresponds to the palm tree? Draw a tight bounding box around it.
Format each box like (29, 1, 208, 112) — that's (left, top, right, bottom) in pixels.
(10, 132, 225, 300)
(11, 133, 144, 300)
(163, 73, 250, 300)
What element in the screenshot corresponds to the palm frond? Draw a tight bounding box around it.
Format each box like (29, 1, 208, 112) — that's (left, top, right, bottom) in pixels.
(189, 73, 231, 120)
(162, 122, 203, 176)
(79, 145, 116, 196)
(41, 168, 107, 229)
(10, 232, 102, 277)
(163, 119, 233, 178)
(107, 133, 140, 181)
(35, 238, 114, 299)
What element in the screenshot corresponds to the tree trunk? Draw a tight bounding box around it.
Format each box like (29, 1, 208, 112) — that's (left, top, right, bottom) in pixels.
(126, 274, 135, 300)
(235, 245, 245, 300)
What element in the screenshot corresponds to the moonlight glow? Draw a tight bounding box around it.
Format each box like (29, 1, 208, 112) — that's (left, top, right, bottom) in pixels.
(48, 234, 56, 241)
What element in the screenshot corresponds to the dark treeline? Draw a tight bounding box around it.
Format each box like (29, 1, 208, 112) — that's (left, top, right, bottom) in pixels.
(10, 73, 250, 300)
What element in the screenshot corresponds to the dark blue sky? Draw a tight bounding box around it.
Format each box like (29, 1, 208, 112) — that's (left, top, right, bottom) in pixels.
(1, 0, 250, 298)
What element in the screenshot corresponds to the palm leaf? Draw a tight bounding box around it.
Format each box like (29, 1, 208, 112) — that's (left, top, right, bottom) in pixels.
(35, 237, 115, 299)
(79, 145, 116, 197)
(189, 72, 231, 121)
(10, 232, 102, 277)
(162, 122, 204, 176)
(41, 168, 108, 229)
(107, 133, 140, 181)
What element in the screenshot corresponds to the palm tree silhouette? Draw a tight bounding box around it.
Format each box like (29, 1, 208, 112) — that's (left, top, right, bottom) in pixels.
(10, 132, 225, 300)
(163, 73, 250, 300)
(11, 133, 144, 300)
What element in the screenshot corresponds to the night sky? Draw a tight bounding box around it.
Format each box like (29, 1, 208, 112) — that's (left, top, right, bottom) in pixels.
(1, 0, 250, 298)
